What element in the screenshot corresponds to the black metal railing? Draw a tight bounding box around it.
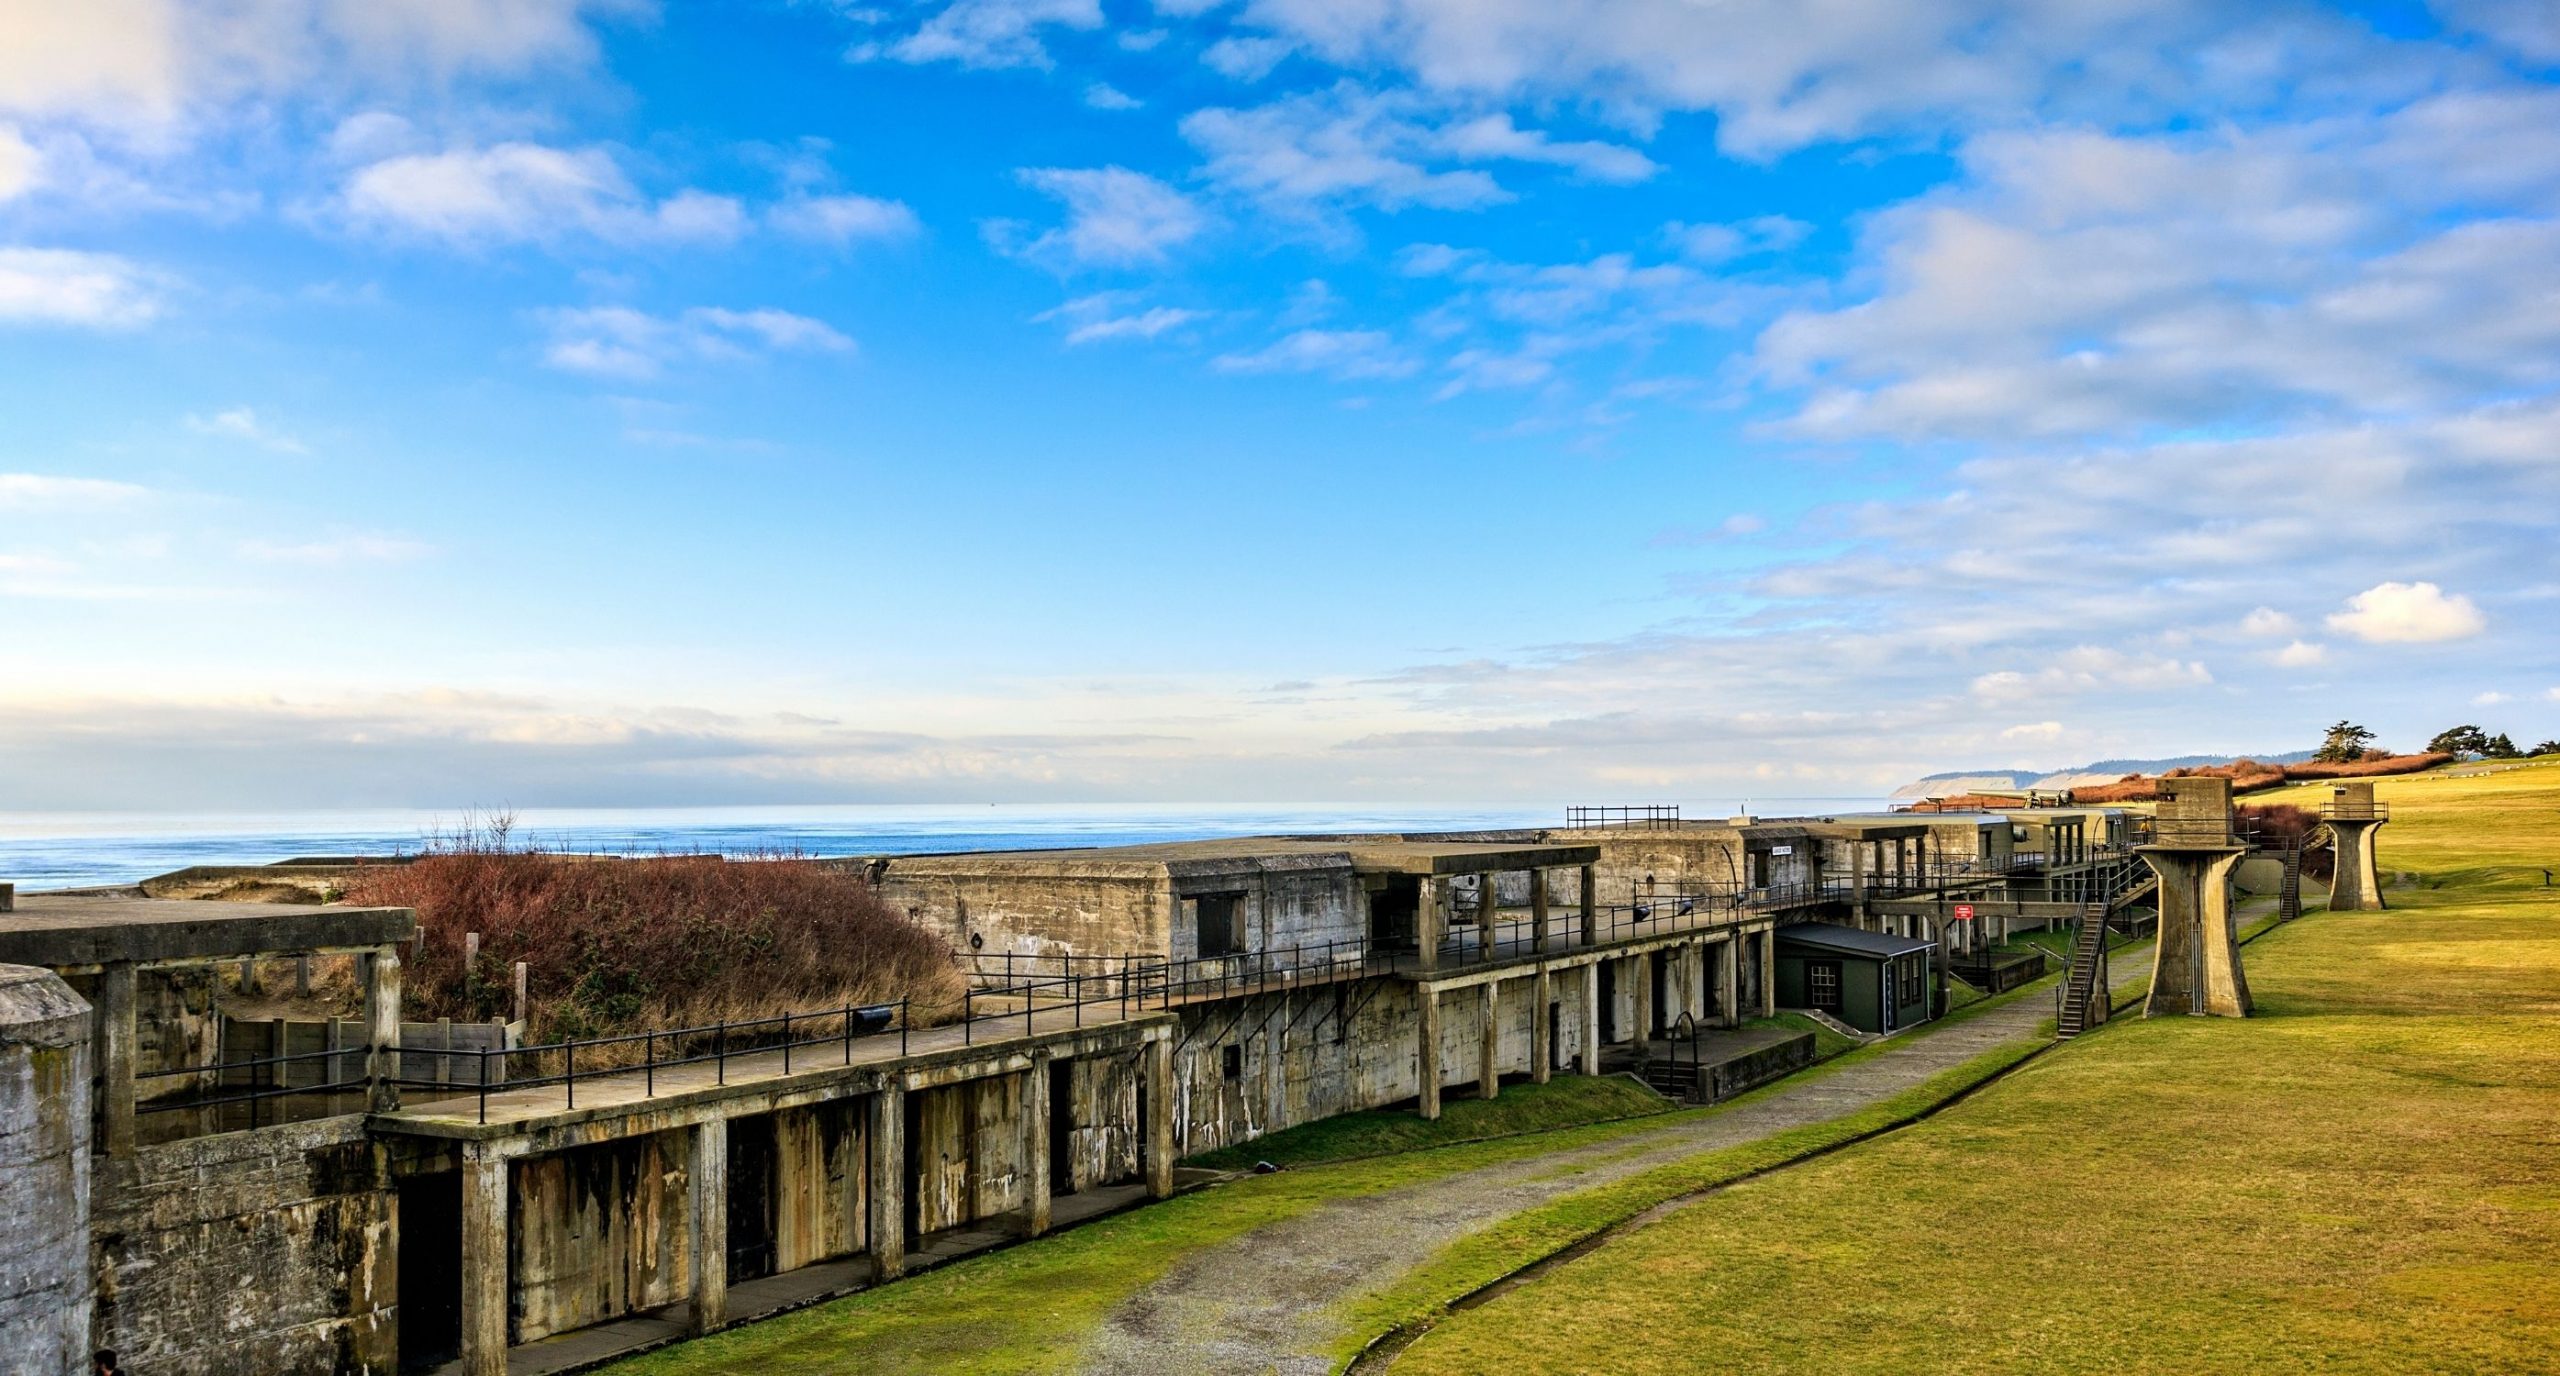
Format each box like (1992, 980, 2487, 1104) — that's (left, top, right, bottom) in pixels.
(2319, 802, 2390, 821)
(134, 1043, 372, 1130)
(1563, 804, 1681, 829)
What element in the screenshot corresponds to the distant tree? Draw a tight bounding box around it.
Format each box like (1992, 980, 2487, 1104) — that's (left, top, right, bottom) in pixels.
(2532, 740, 2560, 758)
(2315, 720, 2378, 763)
(2484, 732, 2522, 758)
(2427, 725, 2492, 757)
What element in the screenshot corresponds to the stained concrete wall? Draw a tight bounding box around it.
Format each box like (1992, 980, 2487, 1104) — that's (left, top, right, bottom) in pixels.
(1061, 1054, 1141, 1192)
(910, 1072, 1032, 1235)
(510, 1130, 691, 1344)
(1, 965, 92, 1376)
(876, 864, 1173, 965)
(772, 1101, 866, 1271)
(92, 1114, 396, 1375)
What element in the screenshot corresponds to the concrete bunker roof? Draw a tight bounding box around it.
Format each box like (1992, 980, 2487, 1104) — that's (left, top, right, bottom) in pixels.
(851, 834, 1598, 880)
(0, 893, 416, 969)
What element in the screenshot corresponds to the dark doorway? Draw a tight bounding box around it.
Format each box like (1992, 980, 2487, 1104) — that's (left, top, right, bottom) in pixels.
(1546, 1001, 1562, 1071)
(1368, 876, 1419, 951)
(1808, 960, 1844, 1016)
(1598, 960, 1618, 1043)
(1194, 893, 1244, 957)
(1047, 1059, 1075, 1197)
(902, 1089, 924, 1244)
(396, 1170, 463, 1371)
(726, 1116, 779, 1283)
(1648, 952, 1668, 1036)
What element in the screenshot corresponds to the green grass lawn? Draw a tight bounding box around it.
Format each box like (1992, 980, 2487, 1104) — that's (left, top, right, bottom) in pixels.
(1185, 1073, 1672, 1171)
(1756, 1010, 1862, 1059)
(1391, 763, 2560, 1375)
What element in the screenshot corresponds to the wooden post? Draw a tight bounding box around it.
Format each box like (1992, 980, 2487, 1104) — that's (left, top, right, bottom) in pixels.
(510, 961, 528, 1027)
(1415, 877, 1443, 973)
(365, 947, 402, 1112)
(1477, 873, 1496, 958)
(1578, 865, 1598, 944)
(1530, 868, 1551, 951)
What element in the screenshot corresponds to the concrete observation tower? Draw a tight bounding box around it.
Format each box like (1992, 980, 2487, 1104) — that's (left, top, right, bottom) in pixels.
(2322, 781, 2390, 911)
(2140, 776, 2252, 1018)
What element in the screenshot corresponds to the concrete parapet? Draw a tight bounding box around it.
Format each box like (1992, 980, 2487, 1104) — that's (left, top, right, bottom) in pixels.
(0, 964, 92, 1376)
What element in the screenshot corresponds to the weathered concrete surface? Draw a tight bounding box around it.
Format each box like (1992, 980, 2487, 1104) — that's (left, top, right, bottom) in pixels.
(1077, 952, 2155, 1376)
(93, 1114, 397, 1376)
(2326, 819, 2388, 912)
(512, 1129, 690, 1343)
(0, 893, 412, 968)
(0, 964, 92, 1376)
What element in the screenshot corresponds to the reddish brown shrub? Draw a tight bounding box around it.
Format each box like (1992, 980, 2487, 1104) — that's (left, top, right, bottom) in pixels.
(345, 850, 964, 1044)
(2073, 752, 2455, 804)
(2235, 803, 2335, 880)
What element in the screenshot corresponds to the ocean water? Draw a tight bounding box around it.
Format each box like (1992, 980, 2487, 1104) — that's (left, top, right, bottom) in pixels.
(0, 798, 1890, 892)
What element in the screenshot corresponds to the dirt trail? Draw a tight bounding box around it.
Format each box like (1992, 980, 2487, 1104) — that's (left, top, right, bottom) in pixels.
(1079, 949, 2159, 1375)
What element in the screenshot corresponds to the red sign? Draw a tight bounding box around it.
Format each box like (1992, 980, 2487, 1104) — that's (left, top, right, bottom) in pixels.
(1952, 903, 1976, 922)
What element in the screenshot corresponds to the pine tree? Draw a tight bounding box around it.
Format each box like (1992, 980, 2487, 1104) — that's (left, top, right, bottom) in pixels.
(2315, 720, 2377, 763)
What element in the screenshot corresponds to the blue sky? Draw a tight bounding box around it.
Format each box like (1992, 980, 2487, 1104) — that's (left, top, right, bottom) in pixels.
(0, 0, 2555, 810)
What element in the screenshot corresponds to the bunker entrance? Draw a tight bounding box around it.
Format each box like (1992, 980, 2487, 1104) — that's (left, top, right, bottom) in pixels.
(396, 1170, 463, 1371)
(727, 1114, 780, 1283)
(1194, 892, 1245, 958)
(1368, 875, 1420, 951)
(1048, 1058, 1075, 1197)
(1598, 960, 1619, 1043)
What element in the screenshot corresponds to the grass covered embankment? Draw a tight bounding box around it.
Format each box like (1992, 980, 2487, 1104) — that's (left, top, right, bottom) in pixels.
(1187, 1074, 1673, 1171)
(1389, 761, 2560, 1375)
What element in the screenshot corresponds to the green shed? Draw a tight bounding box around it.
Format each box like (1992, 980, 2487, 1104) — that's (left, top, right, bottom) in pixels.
(1776, 923, 1935, 1035)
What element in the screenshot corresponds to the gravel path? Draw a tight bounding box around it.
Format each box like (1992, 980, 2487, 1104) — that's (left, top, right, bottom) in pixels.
(1078, 948, 2158, 1376)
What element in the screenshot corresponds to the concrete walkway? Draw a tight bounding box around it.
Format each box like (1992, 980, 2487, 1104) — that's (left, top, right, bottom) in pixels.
(1077, 946, 2162, 1376)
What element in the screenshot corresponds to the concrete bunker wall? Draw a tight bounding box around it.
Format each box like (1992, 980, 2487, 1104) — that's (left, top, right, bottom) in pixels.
(910, 1070, 1033, 1234)
(875, 867, 1173, 963)
(92, 1114, 397, 1376)
(510, 1129, 691, 1344)
(1061, 1052, 1142, 1192)
(1, 965, 93, 1375)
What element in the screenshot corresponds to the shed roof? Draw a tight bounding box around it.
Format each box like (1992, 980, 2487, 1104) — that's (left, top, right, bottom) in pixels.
(1776, 921, 1935, 961)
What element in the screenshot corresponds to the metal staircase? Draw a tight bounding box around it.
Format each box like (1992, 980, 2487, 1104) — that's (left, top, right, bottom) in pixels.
(2056, 902, 2111, 1038)
(1639, 1013, 1704, 1102)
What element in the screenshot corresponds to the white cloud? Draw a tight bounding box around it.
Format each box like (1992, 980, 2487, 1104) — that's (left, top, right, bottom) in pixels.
(1433, 112, 1657, 183)
(1212, 328, 1417, 380)
(2001, 720, 2063, 740)
(1666, 215, 1809, 263)
(2273, 640, 2328, 667)
(1203, 35, 1295, 81)
(2239, 606, 2297, 637)
(0, 473, 150, 509)
(768, 193, 921, 245)
(537, 305, 853, 379)
(342, 143, 745, 247)
(0, 248, 162, 326)
(2473, 690, 2510, 704)
(872, 0, 1103, 70)
(1082, 82, 1142, 111)
(1971, 647, 2212, 702)
(1035, 293, 1207, 345)
(185, 406, 306, 454)
(2326, 580, 2487, 643)
(1004, 166, 1205, 268)
(0, 124, 38, 200)
(238, 533, 431, 565)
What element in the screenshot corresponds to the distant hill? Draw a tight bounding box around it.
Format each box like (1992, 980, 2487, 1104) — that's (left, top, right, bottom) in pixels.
(1892, 751, 2317, 800)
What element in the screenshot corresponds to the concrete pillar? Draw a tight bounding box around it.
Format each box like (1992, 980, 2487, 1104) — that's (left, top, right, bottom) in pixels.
(1478, 983, 1500, 1101)
(97, 961, 135, 1158)
(364, 946, 402, 1113)
(1758, 927, 1776, 1018)
(1477, 872, 1497, 959)
(867, 1084, 906, 1279)
(1719, 936, 1741, 1029)
(1578, 865, 1598, 945)
(1417, 988, 1442, 1120)
(1144, 1036, 1175, 1198)
(1416, 877, 1443, 974)
(1023, 1057, 1051, 1237)
(460, 1143, 510, 1376)
(1630, 954, 1652, 1043)
(1530, 966, 1553, 1084)
(690, 1120, 729, 1335)
(1577, 964, 1601, 1075)
(2142, 847, 2251, 1017)
(2327, 819, 2388, 912)
(1530, 868, 1551, 951)
(0, 965, 92, 1375)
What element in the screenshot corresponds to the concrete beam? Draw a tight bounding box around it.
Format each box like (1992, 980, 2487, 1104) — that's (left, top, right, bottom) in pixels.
(1023, 1058, 1051, 1238)
(1144, 1036, 1175, 1198)
(1530, 966, 1552, 1084)
(1416, 877, 1442, 975)
(1476, 873, 1496, 960)
(1579, 865, 1598, 945)
(1418, 988, 1442, 1121)
(689, 1120, 728, 1335)
(867, 1084, 906, 1280)
(1530, 869, 1551, 951)
(364, 946, 402, 1113)
(97, 961, 134, 1158)
(1477, 982, 1500, 1101)
(460, 1143, 509, 1376)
